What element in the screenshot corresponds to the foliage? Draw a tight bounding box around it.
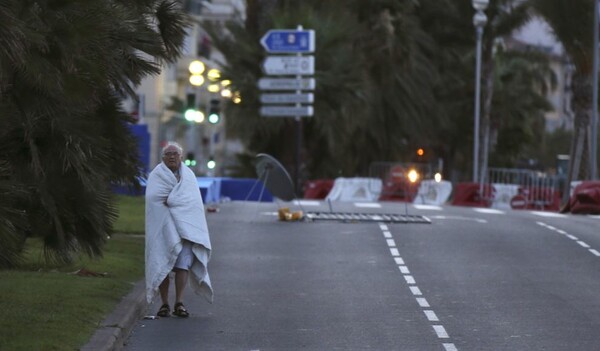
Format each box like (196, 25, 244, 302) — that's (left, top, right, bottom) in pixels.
(529, 0, 595, 184)
(209, 0, 438, 180)
(0, 235, 144, 351)
(0, 1, 187, 267)
(211, 0, 565, 183)
(489, 48, 555, 167)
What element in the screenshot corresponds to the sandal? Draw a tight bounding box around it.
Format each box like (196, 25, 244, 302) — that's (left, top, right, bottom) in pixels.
(173, 302, 189, 318)
(157, 303, 170, 317)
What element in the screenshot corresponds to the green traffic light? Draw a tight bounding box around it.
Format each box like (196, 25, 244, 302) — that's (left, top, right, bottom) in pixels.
(208, 113, 220, 124)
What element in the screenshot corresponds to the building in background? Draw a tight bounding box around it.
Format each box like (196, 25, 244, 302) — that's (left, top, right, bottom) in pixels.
(511, 16, 574, 132)
(125, 0, 245, 175)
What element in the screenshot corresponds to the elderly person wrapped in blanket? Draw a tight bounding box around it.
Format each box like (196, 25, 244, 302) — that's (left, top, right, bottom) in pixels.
(145, 142, 213, 318)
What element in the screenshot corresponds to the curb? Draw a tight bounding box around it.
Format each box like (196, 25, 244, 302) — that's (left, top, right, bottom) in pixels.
(81, 280, 147, 351)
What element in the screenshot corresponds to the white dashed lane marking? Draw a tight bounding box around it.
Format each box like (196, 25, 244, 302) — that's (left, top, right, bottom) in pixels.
(378, 223, 458, 350)
(537, 222, 600, 259)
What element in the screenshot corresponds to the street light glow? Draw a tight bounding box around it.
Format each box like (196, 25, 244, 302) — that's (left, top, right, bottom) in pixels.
(207, 69, 221, 81)
(408, 169, 419, 183)
(233, 91, 242, 104)
(434, 173, 442, 183)
(221, 88, 232, 98)
(189, 74, 205, 86)
(189, 60, 205, 75)
(185, 109, 204, 123)
(207, 84, 220, 93)
(207, 160, 216, 169)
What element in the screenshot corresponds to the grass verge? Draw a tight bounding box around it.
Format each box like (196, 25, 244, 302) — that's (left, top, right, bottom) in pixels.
(0, 196, 146, 351)
(113, 195, 145, 234)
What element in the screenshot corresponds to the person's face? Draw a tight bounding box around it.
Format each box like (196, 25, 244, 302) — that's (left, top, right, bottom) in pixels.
(162, 146, 182, 171)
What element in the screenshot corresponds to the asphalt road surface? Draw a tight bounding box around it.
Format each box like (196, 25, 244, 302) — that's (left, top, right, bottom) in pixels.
(124, 200, 600, 351)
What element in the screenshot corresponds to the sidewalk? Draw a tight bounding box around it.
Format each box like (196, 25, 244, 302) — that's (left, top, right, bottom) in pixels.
(80, 280, 147, 351)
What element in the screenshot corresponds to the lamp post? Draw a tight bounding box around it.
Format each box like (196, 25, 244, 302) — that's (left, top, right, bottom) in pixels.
(592, 0, 599, 179)
(472, 0, 489, 183)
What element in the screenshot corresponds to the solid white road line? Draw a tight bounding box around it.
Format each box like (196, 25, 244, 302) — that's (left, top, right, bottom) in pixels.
(473, 208, 505, 214)
(354, 202, 381, 208)
(413, 204, 443, 210)
(531, 211, 567, 218)
(293, 200, 320, 206)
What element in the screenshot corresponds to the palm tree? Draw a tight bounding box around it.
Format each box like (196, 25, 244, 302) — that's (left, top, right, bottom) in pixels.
(529, 0, 595, 191)
(209, 1, 439, 182)
(0, 1, 187, 266)
(489, 48, 556, 166)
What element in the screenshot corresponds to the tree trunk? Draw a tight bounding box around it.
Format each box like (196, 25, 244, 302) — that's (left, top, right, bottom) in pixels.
(563, 73, 592, 203)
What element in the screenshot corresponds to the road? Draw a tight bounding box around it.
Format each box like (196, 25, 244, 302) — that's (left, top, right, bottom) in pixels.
(124, 200, 600, 351)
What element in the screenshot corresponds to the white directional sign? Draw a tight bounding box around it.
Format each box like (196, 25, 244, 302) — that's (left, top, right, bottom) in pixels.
(260, 106, 314, 117)
(258, 78, 316, 91)
(260, 93, 314, 104)
(262, 56, 315, 75)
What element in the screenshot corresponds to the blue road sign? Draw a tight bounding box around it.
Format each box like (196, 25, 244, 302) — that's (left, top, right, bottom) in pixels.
(260, 29, 315, 53)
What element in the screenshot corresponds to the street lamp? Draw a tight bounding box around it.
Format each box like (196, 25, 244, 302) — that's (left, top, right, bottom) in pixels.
(472, 0, 489, 183)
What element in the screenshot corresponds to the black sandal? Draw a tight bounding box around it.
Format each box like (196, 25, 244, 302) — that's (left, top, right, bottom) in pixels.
(173, 302, 189, 318)
(157, 304, 170, 317)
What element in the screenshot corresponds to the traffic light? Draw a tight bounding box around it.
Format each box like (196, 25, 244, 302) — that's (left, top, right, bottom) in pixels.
(185, 152, 196, 167)
(207, 156, 216, 169)
(184, 93, 197, 121)
(184, 93, 204, 123)
(416, 148, 425, 157)
(208, 99, 220, 124)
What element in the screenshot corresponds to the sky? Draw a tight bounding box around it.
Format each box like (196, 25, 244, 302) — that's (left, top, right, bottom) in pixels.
(512, 16, 564, 56)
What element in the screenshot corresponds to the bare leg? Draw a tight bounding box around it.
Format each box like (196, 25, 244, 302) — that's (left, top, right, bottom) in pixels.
(174, 269, 189, 303)
(159, 276, 170, 305)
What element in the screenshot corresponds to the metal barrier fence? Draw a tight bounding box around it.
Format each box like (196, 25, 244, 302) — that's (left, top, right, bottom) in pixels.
(482, 168, 562, 210)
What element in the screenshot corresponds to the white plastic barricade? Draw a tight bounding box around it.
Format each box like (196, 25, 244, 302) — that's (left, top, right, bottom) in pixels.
(325, 177, 382, 202)
(490, 183, 520, 209)
(413, 180, 452, 205)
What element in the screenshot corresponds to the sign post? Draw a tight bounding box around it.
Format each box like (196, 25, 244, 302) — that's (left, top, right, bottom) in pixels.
(259, 26, 315, 194)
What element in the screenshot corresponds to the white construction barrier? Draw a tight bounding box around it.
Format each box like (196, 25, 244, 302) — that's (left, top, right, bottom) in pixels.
(325, 177, 382, 202)
(412, 180, 452, 205)
(490, 183, 520, 209)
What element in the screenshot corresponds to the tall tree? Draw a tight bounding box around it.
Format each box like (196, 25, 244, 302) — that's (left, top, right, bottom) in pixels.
(209, 1, 438, 182)
(529, 0, 595, 190)
(489, 48, 555, 167)
(0, 0, 187, 266)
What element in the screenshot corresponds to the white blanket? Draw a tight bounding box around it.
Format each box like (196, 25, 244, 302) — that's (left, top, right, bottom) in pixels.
(145, 162, 213, 303)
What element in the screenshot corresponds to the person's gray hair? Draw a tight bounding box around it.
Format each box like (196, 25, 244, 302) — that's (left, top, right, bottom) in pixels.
(161, 141, 183, 156)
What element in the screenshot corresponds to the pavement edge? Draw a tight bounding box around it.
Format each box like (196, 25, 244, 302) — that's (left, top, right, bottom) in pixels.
(81, 280, 147, 351)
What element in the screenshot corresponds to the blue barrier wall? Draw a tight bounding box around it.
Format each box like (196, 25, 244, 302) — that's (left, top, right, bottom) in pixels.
(113, 176, 273, 203)
(129, 124, 150, 173)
